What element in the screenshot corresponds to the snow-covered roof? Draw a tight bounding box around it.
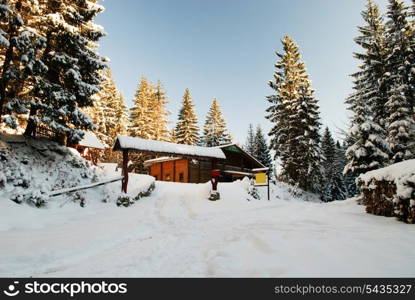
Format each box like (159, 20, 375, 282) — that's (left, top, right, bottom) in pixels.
(77, 132, 106, 150)
(144, 156, 182, 167)
(113, 136, 226, 159)
(217, 143, 266, 168)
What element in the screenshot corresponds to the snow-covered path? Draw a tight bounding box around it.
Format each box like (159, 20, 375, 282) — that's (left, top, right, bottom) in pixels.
(1, 180, 415, 277)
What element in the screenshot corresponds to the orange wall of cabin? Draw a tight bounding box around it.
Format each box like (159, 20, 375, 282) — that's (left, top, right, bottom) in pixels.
(150, 159, 189, 183)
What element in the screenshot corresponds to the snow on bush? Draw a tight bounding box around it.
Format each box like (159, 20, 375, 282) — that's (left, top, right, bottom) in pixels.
(0, 135, 154, 207)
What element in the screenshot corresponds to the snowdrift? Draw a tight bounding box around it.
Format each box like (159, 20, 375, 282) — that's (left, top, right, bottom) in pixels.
(1, 175, 414, 277)
(0, 134, 154, 207)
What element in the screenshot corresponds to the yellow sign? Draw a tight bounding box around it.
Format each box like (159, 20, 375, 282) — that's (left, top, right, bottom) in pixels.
(255, 173, 268, 185)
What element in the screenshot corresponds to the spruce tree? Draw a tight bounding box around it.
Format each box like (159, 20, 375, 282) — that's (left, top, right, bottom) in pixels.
(129, 76, 154, 139)
(384, 0, 415, 163)
(290, 83, 322, 193)
(266, 35, 321, 193)
(253, 125, 272, 170)
(342, 132, 360, 197)
(201, 98, 231, 147)
(23, 0, 106, 143)
(0, 0, 47, 128)
(344, 91, 389, 176)
(244, 124, 255, 154)
(106, 76, 129, 140)
(170, 128, 177, 143)
(333, 141, 348, 200)
(356, 0, 390, 128)
(86, 67, 128, 145)
(321, 128, 346, 202)
(151, 80, 171, 142)
(344, 0, 390, 177)
(175, 88, 199, 145)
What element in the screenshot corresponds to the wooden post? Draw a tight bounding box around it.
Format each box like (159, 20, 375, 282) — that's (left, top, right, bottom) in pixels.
(122, 149, 129, 193)
(267, 174, 270, 201)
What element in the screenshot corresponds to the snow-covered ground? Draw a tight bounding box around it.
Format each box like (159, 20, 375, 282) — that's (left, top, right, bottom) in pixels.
(1, 178, 414, 277)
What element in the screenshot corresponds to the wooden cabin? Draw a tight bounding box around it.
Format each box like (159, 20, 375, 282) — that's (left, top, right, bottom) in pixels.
(113, 136, 227, 192)
(144, 144, 266, 183)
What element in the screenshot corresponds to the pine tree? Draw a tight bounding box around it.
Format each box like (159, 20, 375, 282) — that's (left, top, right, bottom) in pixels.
(129, 76, 154, 139)
(201, 98, 231, 147)
(86, 67, 128, 145)
(344, 92, 389, 176)
(106, 75, 129, 140)
(342, 131, 360, 197)
(253, 125, 272, 170)
(151, 80, 171, 142)
(170, 127, 177, 143)
(321, 128, 346, 202)
(290, 83, 322, 193)
(0, 0, 47, 129)
(384, 0, 415, 163)
(333, 141, 348, 200)
(244, 124, 255, 154)
(175, 88, 199, 145)
(22, 0, 106, 144)
(344, 0, 390, 177)
(266, 35, 321, 193)
(357, 0, 390, 128)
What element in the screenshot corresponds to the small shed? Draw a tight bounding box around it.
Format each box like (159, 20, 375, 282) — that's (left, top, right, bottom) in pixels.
(73, 132, 106, 165)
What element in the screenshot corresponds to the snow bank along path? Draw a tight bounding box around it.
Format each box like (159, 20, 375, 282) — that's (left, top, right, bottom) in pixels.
(1, 179, 415, 277)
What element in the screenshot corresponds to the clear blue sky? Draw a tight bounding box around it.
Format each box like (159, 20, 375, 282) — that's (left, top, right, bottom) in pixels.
(96, 0, 400, 143)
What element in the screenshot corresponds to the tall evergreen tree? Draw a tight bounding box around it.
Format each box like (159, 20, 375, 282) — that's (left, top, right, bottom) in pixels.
(290, 83, 322, 193)
(151, 80, 171, 142)
(333, 141, 348, 200)
(174, 88, 199, 145)
(344, 0, 390, 177)
(340, 138, 358, 198)
(86, 67, 128, 145)
(266, 35, 321, 192)
(384, 0, 415, 163)
(253, 125, 272, 170)
(244, 123, 255, 154)
(0, 0, 47, 128)
(23, 0, 106, 143)
(201, 98, 231, 147)
(170, 127, 177, 143)
(358, 0, 390, 128)
(129, 76, 154, 139)
(321, 128, 346, 202)
(105, 73, 129, 140)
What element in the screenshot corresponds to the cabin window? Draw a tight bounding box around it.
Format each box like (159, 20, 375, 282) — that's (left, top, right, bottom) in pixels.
(179, 172, 184, 182)
(165, 174, 171, 181)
